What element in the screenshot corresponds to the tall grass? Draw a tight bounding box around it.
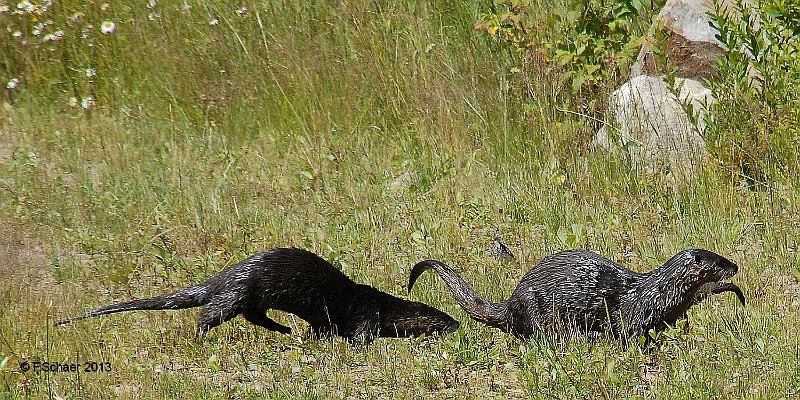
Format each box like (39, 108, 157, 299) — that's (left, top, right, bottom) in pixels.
(1, 0, 798, 398)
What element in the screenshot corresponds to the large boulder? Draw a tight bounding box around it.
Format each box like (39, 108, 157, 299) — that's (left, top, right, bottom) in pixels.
(673, 77, 715, 132)
(595, 0, 738, 181)
(631, 0, 728, 80)
(595, 76, 709, 178)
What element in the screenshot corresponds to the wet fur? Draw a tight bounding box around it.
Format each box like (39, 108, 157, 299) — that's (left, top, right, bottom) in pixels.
(409, 248, 744, 341)
(57, 248, 459, 343)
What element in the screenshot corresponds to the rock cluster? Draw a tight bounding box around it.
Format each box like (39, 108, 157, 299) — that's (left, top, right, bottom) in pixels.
(596, 0, 747, 180)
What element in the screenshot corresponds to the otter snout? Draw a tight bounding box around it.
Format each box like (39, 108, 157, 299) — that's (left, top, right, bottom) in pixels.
(443, 318, 461, 334)
(411, 311, 460, 336)
(379, 300, 460, 338)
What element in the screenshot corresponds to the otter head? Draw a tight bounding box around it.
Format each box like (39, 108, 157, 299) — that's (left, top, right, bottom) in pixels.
(636, 249, 744, 336)
(379, 300, 460, 338)
(681, 249, 739, 287)
(676, 249, 741, 298)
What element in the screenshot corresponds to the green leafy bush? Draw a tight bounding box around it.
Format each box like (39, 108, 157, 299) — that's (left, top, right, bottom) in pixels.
(706, 0, 800, 184)
(549, 0, 658, 94)
(475, 0, 661, 112)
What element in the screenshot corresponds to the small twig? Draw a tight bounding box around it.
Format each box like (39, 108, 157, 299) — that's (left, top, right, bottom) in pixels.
(463, 97, 487, 126)
(555, 106, 616, 132)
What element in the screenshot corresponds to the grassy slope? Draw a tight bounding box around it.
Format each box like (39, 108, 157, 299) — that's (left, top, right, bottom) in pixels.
(1, 0, 798, 398)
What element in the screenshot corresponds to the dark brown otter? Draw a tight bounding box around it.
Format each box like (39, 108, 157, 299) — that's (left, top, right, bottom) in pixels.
(57, 248, 459, 343)
(408, 248, 744, 341)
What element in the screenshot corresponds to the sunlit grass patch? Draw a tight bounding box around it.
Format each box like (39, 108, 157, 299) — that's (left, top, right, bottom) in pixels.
(1, 0, 798, 398)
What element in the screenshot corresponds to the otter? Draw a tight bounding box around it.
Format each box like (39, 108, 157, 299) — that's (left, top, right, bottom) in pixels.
(57, 248, 459, 343)
(408, 249, 744, 341)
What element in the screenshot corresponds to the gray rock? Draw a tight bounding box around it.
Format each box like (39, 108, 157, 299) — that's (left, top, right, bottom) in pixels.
(674, 77, 715, 132)
(631, 0, 728, 79)
(595, 76, 708, 179)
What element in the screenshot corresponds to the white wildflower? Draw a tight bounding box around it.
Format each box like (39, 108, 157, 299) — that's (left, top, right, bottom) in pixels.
(32, 21, 44, 36)
(181, 1, 191, 12)
(69, 11, 84, 22)
(7, 78, 19, 89)
(0, 5, 10, 13)
(85, 68, 96, 78)
(43, 30, 64, 42)
(236, 6, 247, 15)
(100, 3, 109, 11)
(208, 18, 218, 26)
(81, 96, 94, 109)
(68, 97, 78, 107)
(147, 0, 156, 9)
(12, 31, 22, 37)
(100, 20, 115, 34)
(17, 1, 34, 13)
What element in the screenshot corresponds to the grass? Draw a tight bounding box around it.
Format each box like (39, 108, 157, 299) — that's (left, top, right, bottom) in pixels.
(1, 0, 799, 398)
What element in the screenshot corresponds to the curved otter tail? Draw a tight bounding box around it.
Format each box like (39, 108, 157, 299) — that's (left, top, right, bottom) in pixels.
(409, 260, 506, 329)
(55, 283, 213, 326)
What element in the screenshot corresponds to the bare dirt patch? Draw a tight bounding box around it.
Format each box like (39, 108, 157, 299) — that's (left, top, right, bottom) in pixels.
(0, 224, 50, 294)
(0, 130, 13, 164)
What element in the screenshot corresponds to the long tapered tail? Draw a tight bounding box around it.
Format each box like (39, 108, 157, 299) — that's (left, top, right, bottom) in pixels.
(55, 283, 213, 326)
(408, 260, 506, 328)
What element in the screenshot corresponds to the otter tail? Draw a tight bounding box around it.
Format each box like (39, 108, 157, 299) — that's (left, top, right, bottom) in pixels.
(55, 283, 214, 326)
(409, 260, 506, 328)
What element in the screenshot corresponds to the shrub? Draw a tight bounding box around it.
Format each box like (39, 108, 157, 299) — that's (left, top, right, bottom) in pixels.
(706, 0, 800, 184)
(474, 0, 662, 115)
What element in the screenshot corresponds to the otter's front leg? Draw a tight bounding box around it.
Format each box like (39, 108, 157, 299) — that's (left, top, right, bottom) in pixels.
(242, 309, 291, 334)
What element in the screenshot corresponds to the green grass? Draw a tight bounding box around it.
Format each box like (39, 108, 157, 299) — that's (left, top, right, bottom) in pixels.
(1, 0, 799, 398)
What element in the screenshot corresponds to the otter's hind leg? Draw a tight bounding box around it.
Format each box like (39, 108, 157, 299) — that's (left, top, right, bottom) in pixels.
(243, 309, 291, 335)
(196, 297, 241, 337)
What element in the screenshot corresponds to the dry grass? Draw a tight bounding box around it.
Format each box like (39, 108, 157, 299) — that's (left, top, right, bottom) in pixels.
(1, 0, 798, 398)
